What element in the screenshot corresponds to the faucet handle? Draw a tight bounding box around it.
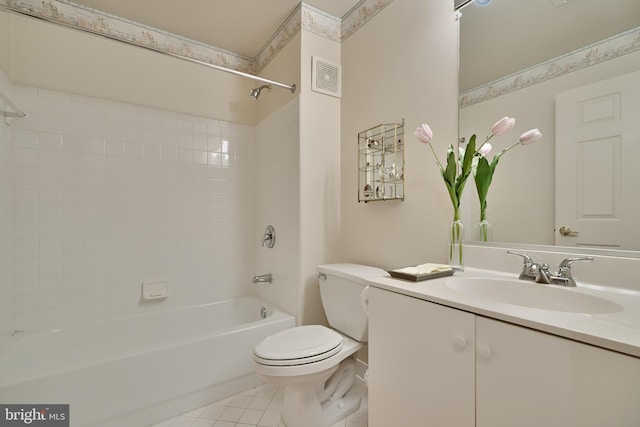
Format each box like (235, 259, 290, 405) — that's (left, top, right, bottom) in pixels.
(507, 250, 537, 281)
(558, 256, 593, 276)
(262, 225, 276, 248)
(507, 250, 533, 265)
(558, 256, 593, 269)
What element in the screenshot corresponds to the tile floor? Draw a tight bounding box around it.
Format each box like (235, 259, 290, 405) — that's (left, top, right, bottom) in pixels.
(150, 382, 368, 427)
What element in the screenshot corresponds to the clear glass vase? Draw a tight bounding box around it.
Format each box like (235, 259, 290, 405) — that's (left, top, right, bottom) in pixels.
(449, 211, 464, 271)
(475, 219, 493, 242)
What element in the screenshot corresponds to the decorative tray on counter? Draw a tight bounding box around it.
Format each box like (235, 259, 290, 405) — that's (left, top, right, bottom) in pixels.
(386, 263, 454, 282)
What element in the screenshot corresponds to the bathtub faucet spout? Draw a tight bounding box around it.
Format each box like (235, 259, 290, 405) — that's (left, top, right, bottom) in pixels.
(252, 273, 272, 284)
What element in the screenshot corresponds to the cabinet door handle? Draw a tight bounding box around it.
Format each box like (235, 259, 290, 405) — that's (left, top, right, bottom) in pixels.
(476, 345, 493, 362)
(452, 335, 468, 352)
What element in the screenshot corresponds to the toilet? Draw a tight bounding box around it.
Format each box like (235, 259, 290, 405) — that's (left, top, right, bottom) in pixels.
(253, 263, 387, 427)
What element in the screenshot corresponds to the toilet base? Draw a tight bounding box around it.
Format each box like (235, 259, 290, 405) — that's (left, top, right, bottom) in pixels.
(281, 381, 363, 427)
(320, 383, 363, 427)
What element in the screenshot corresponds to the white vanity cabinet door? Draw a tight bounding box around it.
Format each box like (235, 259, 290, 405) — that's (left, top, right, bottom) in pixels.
(368, 287, 475, 427)
(476, 316, 640, 427)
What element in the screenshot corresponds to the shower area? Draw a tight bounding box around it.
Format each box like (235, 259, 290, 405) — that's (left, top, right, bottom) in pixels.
(0, 2, 341, 425)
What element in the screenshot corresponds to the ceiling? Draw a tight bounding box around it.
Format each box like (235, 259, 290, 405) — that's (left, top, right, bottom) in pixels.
(70, 0, 362, 58)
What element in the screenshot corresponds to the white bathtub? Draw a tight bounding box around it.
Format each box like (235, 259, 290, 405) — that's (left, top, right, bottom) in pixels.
(0, 297, 295, 427)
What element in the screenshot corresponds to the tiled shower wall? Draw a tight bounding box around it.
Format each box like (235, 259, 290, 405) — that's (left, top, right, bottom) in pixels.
(10, 86, 257, 331)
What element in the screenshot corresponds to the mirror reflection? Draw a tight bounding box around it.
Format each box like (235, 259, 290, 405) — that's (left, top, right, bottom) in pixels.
(458, 0, 640, 251)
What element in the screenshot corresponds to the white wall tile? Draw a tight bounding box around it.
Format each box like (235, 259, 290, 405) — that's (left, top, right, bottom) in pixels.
(38, 132, 62, 151)
(12, 129, 38, 149)
(15, 166, 38, 186)
(85, 137, 105, 155)
(84, 104, 105, 122)
(39, 168, 62, 187)
(62, 117, 85, 136)
(13, 87, 38, 111)
(16, 148, 38, 167)
(10, 86, 258, 331)
(104, 107, 125, 125)
(62, 100, 85, 119)
(38, 114, 62, 134)
(38, 150, 62, 169)
(125, 126, 144, 143)
(38, 97, 62, 116)
(62, 134, 84, 153)
(15, 275, 39, 295)
(106, 124, 126, 141)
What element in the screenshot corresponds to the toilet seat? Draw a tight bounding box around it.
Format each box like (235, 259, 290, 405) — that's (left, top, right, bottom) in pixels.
(254, 325, 343, 366)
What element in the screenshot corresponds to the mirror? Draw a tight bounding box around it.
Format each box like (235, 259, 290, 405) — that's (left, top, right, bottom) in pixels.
(458, 0, 640, 252)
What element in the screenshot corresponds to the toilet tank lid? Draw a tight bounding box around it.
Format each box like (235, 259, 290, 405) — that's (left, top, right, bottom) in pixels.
(317, 263, 389, 285)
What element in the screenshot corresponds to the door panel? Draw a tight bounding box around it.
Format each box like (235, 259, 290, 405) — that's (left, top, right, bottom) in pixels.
(555, 70, 640, 249)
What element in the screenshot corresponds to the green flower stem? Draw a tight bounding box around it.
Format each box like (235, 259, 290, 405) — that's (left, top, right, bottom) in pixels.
(500, 141, 520, 156)
(427, 142, 446, 173)
(475, 134, 494, 155)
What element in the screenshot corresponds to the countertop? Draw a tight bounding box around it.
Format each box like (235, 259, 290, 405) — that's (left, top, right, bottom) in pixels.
(367, 267, 640, 358)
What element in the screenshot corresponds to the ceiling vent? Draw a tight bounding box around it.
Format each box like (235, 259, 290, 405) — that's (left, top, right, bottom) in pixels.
(311, 56, 341, 98)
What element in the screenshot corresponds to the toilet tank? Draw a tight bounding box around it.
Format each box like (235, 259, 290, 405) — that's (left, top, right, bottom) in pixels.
(317, 263, 388, 343)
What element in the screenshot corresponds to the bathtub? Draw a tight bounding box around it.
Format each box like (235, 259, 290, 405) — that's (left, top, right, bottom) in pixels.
(0, 297, 295, 427)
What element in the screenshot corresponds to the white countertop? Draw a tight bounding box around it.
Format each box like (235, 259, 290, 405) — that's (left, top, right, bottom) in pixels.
(367, 267, 640, 358)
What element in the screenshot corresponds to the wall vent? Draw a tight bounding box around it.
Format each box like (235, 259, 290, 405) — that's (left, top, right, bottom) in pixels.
(311, 56, 341, 98)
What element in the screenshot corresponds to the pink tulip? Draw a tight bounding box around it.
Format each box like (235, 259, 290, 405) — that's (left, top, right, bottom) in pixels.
(519, 129, 543, 145)
(491, 116, 516, 136)
(479, 143, 492, 157)
(414, 124, 433, 144)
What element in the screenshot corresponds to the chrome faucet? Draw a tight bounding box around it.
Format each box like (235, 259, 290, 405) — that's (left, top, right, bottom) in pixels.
(252, 273, 272, 284)
(507, 251, 593, 287)
(535, 256, 593, 287)
(507, 250, 541, 281)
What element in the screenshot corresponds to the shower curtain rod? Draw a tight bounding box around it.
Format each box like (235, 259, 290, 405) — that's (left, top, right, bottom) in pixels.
(0, 5, 297, 94)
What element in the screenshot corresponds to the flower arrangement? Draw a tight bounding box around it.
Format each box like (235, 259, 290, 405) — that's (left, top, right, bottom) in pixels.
(415, 123, 475, 222)
(415, 123, 478, 268)
(472, 117, 542, 240)
(415, 117, 542, 266)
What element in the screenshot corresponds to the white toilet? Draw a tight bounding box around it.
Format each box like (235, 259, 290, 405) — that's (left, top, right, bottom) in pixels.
(253, 263, 387, 427)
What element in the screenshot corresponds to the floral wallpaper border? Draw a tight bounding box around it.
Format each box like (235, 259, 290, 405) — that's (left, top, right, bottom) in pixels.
(459, 26, 640, 109)
(1, 0, 254, 72)
(341, 0, 394, 42)
(0, 0, 393, 76)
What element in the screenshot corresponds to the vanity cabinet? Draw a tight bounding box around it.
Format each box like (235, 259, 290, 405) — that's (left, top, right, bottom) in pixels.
(368, 287, 640, 427)
(368, 287, 475, 426)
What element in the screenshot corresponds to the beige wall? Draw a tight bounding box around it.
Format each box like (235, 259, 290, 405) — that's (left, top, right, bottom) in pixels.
(459, 51, 640, 245)
(340, 0, 460, 269)
(299, 29, 341, 325)
(0, 69, 15, 336)
(0, 12, 10, 76)
(8, 13, 255, 124)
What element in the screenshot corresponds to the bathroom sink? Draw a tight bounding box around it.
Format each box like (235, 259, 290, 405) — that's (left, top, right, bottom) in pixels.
(446, 277, 622, 314)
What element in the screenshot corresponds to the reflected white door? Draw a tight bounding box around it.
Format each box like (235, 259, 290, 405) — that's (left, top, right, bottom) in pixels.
(555, 70, 640, 250)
